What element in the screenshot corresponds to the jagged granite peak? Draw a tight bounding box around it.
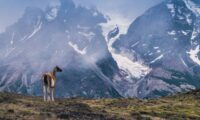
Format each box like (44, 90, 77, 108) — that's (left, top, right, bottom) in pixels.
(112, 0, 200, 98)
(0, 0, 120, 98)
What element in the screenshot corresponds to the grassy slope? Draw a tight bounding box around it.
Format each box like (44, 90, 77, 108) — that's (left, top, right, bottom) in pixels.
(0, 90, 200, 120)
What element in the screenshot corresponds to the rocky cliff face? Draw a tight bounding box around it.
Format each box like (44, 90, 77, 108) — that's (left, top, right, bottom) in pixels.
(0, 0, 120, 98)
(1, 0, 200, 99)
(113, 0, 200, 98)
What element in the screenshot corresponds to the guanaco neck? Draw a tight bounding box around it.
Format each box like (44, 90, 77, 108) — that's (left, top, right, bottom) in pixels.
(52, 69, 57, 78)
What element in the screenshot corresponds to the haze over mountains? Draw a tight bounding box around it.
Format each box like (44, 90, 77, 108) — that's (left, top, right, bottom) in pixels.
(0, 0, 200, 98)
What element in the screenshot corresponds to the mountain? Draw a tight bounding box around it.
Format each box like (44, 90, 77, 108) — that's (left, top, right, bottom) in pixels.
(0, 0, 121, 98)
(112, 0, 200, 98)
(1, 0, 200, 99)
(1, 90, 200, 119)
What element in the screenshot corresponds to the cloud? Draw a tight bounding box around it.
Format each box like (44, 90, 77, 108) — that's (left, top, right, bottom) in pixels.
(73, 0, 163, 19)
(0, 0, 163, 33)
(0, 0, 57, 32)
(73, 0, 163, 35)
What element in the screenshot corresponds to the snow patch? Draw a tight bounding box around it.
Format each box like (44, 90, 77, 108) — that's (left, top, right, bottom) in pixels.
(181, 30, 189, 35)
(112, 53, 151, 79)
(93, 11, 98, 16)
(186, 14, 193, 24)
(150, 54, 164, 64)
(131, 41, 140, 48)
(46, 6, 59, 21)
(11, 32, 15, 45)
(191, 28, 199, 40)
(142, 44, 147, 47)
(167, 4, 175, 17)
(20, 36, 27, 41)
(68, 41, 87, 55)
(174, 38, 178, 40)
(149, 53, 153, 56)
(178, 15, 184, 20)
(82, 91, 87, 95)
(187, 45, 200, 65)
(184, 0, 200, 16)
(27, 22, 42, 40)
(168, 30, 176, 35)
(100, 13, 132, 39)
(77, 25, 90, 30)
(153, 47, 159, 49)
(180, 84, 195, 90)
(65, 30, 69, 34)
(105, 27, 151, 79)
(100, 13, 151, 82)
(180, 56, 188, 67)
(78, 31, 95, 41)
(157, 50, 161, 53)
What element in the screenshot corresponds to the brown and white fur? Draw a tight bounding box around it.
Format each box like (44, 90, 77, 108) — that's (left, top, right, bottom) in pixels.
(42, 66, 62, 101)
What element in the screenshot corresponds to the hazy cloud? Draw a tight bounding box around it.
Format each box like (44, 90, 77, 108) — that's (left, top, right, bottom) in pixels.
(0, 0, 163, 32)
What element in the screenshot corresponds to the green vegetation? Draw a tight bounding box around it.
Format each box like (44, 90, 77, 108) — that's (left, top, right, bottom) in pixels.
(0, 90, 200, 120)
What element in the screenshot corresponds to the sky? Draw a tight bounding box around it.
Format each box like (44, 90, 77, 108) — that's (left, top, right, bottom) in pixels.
(0, 0, 163, 33)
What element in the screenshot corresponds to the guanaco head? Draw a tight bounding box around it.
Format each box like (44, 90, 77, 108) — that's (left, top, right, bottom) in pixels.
(54, 66, 63, 72)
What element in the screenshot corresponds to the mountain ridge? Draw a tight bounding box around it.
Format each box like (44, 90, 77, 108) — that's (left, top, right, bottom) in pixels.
(112, 0, 200, 98)
(0, 0, 121, 98)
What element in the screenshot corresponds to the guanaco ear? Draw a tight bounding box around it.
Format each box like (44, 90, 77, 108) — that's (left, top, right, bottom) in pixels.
(59, 67, 63, 72)
(55, 65, 62, 72)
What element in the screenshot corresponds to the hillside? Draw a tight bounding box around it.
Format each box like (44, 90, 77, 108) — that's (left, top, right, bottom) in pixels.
(112, 0, 200, 98)
(0, 90, 200, 120)
(0, 0, 120, 98)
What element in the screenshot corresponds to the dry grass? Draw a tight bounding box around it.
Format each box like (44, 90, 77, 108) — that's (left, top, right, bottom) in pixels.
(0, 90, 200, 120)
